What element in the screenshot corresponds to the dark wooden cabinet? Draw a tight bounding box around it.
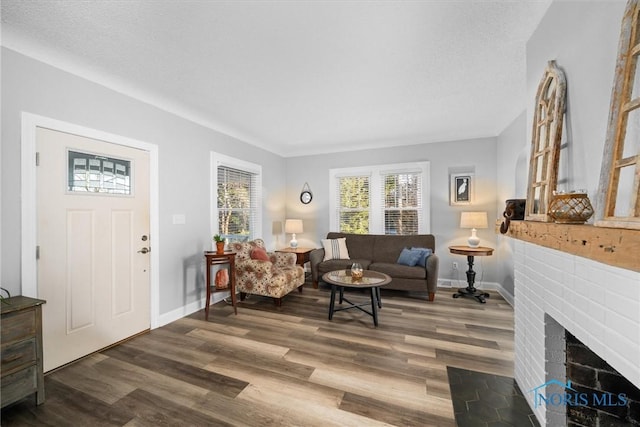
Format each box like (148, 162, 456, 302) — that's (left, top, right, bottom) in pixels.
(1, 296, 46, 408)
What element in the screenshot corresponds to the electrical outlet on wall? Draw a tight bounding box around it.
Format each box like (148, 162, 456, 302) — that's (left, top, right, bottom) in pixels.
(452, 261, 458, 270)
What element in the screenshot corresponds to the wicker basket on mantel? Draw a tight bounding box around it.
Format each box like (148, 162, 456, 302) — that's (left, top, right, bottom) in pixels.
(548, 192, 594, 224)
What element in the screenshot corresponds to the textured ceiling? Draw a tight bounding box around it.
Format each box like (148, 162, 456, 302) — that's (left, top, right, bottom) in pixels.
(1, 0, 551, 157)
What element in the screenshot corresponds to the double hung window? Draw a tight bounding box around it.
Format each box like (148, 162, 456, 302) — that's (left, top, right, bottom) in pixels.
(212, 153, 262, 242)
(330, 162, 430, 235)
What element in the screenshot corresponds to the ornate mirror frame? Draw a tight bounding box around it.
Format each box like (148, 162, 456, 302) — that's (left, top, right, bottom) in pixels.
(595, 0, 640, 230)
(525, 60, 567, 221)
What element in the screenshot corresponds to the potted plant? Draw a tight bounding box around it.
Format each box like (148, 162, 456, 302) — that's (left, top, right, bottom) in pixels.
(213, 234, 225, 254)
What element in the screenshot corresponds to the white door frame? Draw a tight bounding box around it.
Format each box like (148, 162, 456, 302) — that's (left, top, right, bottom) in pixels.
(21, 112, 160, 329)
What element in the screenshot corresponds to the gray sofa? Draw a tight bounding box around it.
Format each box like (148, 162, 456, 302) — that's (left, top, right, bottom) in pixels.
(310, 232, 439, 301)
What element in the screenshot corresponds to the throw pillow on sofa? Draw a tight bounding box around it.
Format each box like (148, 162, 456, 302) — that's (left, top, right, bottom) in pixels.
(411, 247, 433, 267)
(322, 237, 350, 261)
(396, 247, 423, 266)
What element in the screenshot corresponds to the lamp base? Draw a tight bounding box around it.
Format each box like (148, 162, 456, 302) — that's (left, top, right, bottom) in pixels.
(467, 228, 480, 248)
(289, 233, 298, 248)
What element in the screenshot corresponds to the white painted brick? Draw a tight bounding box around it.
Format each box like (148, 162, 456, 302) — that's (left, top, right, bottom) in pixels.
(514, 239, 640, 426)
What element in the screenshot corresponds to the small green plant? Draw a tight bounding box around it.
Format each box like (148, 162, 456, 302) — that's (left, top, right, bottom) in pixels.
(213, 234, 224, 243)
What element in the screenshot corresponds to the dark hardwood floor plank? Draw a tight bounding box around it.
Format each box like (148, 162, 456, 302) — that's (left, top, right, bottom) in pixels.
(339, 390, 455, 427)
(91, 356, 212, 409)
(46, 354, 137, 405)
(203, 357, 345, 409)
(1, 377, 134, 426)
(197, 342, 315, 381)
(104, 344, 249, 398)
(111, 388, 231, 427)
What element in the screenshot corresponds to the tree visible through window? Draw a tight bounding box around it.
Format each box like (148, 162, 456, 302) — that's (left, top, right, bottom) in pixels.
(338, 176, 370, 234)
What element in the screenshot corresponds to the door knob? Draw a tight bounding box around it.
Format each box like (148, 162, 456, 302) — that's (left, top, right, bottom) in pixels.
(138, 247, 150, 254)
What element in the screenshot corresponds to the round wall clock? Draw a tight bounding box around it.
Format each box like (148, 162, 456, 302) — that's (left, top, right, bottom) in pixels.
(300, 182, 313, 204)
(300, 190, 312, 204)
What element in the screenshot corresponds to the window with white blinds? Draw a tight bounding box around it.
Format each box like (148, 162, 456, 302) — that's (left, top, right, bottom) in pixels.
(330, 162, 430, 235)
(382, 172, 422, 235)
(211, 153, 262, 242)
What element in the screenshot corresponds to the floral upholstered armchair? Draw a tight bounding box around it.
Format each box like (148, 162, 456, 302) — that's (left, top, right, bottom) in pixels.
(230, 239, 305, 306)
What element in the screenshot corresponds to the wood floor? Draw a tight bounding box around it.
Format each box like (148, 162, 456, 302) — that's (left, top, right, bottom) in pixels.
(1, 284, 515, 426)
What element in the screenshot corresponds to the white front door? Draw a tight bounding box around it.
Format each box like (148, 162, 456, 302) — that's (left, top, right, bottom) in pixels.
(36, 127, 151, 372)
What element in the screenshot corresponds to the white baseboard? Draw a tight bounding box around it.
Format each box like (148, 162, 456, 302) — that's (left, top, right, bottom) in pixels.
(156, 291, 231, 328)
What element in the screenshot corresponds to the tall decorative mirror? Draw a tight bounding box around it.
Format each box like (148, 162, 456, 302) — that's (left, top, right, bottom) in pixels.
(595, 0, 640, 230)
(525, 60, 567, 221)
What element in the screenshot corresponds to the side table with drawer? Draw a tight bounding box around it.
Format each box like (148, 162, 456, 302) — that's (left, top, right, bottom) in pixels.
(1, 296, 46, 408)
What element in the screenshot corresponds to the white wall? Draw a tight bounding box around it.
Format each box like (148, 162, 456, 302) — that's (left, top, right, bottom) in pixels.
(494, 0, 627, 302)
(284, 137, 501, 286)
(495, 111, 528, 300)
(526, 1, 623, 199)
(0, 48, 287, 318)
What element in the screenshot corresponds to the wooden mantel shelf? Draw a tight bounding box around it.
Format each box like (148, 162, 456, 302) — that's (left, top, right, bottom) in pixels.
(495, 220, 640, 273)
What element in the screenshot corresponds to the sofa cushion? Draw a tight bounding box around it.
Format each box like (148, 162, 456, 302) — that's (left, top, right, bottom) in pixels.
(369, 262, 426, 280)
(396, 248, 422, 266)
(322, 237, 350, 261)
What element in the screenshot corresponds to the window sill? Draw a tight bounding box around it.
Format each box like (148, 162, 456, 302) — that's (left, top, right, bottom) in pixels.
(495, 220, 640, 273)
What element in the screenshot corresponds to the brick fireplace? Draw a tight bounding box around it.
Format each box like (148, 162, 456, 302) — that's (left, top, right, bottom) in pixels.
(512, 239, 640, 426)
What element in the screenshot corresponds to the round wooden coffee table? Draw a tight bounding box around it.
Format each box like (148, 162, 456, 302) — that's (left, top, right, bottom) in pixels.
(322, 270, 391, 327)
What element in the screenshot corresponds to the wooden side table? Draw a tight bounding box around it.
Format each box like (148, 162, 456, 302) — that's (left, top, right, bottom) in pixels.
(204, 251, 237, 320)
(449, 245, 494, 303)
(276, 247, 314, 281)
(275, 247, 314, 267)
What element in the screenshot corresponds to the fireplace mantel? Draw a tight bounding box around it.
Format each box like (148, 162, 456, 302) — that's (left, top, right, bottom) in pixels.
(495, 220, 640, 273)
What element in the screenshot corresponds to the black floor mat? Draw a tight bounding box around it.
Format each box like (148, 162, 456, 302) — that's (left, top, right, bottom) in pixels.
(447, 366, 541, 427)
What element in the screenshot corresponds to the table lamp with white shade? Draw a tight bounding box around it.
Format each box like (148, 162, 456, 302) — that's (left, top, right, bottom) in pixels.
(460, 212, 488, 248)
(284, 219, 303, 248)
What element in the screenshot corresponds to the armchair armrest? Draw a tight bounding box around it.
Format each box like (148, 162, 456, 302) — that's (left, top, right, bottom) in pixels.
(270, 251, 298, 269)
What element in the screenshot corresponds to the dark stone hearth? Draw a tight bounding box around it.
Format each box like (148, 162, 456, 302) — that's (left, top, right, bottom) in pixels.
(447, 366, 540, 427)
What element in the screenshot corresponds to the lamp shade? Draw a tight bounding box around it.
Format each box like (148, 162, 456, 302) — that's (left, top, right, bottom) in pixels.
(460, 212, 488, 229)
(284, 219, 303, 234)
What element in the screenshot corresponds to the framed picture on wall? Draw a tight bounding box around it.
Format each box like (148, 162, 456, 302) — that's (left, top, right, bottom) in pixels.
(450, 173, 474, 205)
